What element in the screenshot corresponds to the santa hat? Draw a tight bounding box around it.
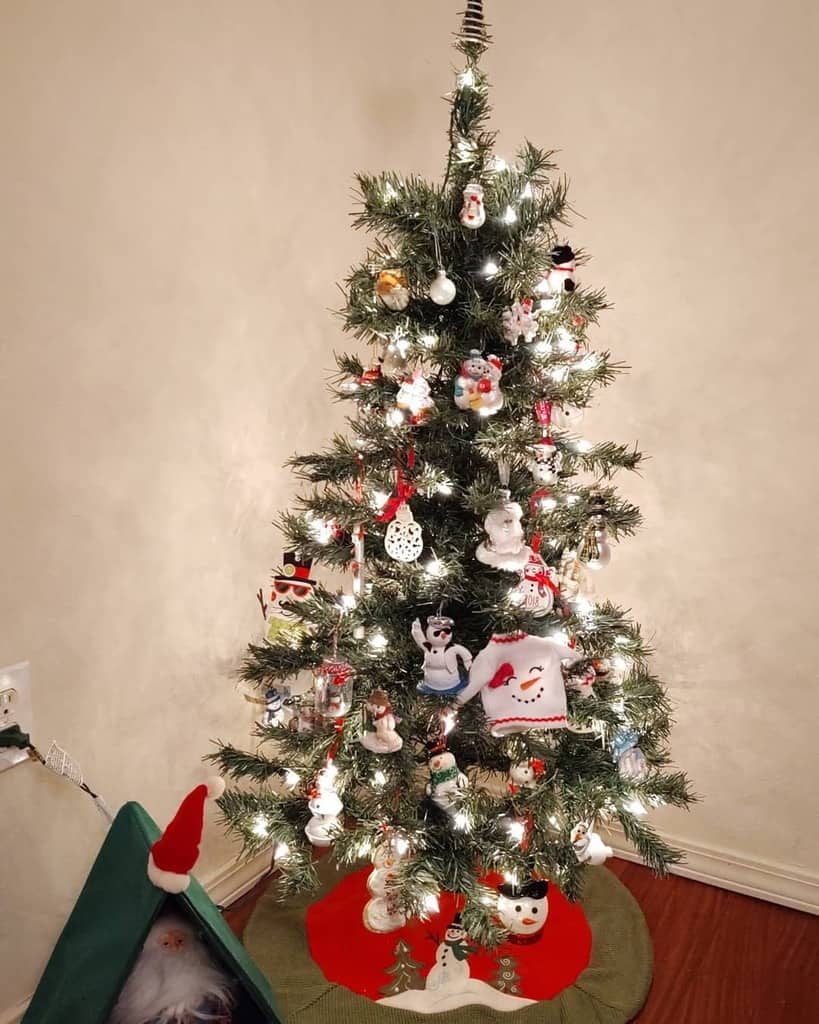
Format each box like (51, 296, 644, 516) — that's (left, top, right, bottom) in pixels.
(147, 777, 225, 894)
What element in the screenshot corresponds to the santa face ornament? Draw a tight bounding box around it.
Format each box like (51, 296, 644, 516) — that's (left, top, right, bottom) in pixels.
(456, 632, 582, 736)
(497, 880, 549, 943)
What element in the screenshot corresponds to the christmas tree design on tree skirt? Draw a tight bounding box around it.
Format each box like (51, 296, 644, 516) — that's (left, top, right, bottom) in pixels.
(379, 939, 424, 996)
(213, 0, 694, 1005)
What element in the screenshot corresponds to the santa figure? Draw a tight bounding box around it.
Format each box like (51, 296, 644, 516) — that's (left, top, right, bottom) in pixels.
(496, 880, 550, 944)
(475, 494, 532, 571)
(456, 632, 583, 736)
(359, 689, 403, 753)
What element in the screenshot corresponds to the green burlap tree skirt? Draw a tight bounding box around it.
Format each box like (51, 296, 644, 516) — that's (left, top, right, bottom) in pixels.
(244, 862, 652, 1023)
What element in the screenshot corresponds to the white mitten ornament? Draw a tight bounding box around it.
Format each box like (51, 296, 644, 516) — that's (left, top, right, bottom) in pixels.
(456, 631, 582, 736)
(384, 502, 423, 562)
(453, 350, 504, 415)
(476, 492, 532, 571)
(571, 822, 613, 866)
(459, 182, 486, 229)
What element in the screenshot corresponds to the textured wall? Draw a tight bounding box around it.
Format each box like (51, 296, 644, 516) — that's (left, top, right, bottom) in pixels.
(1, 0, 817, 1011)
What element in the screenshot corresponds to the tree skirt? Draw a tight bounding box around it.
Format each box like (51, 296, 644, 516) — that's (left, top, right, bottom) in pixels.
(244, 861, 652, 1023)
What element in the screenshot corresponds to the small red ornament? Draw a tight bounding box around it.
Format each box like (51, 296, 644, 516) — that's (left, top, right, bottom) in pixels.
(477, 377, 492, 394)
(572, 314, 586, 329)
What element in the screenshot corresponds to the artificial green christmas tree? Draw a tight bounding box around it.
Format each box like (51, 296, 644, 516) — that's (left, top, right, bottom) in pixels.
(214, 0, 693, 964)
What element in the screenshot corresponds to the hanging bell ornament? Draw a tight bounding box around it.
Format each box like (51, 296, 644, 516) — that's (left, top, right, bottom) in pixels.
(429, 268, 456, 305)
(579, 494, 611, 571)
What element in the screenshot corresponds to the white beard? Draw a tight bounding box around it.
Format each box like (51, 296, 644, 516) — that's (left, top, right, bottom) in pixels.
(109, 916, 234, 1024)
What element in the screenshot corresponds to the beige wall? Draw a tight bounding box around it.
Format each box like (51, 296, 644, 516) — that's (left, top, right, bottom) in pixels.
(1, 0, 817, 1011)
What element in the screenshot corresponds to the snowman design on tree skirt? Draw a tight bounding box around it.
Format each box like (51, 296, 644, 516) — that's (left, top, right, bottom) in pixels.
(571, 822, 613, 866)
(456, 632, 583, 736)
(453, 350, 504, 415)
(425, 916, 479, 991)
(304, 767, 343, 848)
(497, 879, 550, 944)
(411, 616, 472, 696)
(475, 493, 532, 572)
(359, 690, 403, 753)
(426, 749, 468, 814)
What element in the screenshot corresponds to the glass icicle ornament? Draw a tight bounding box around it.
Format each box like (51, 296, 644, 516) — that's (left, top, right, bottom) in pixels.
(579, 493, 612, 570)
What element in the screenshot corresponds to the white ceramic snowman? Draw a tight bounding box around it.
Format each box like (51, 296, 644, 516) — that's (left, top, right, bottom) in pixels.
(457, 632, 583, 736)
(359, 689, 403, 753)
(502, 298, 538, 346)
(512, 551, 560, 616)
(571, 822, 613, 866)
(475, 493, 532, 571)
(459, 183, 486, 229)
(411, 615, 473, 696)
(363, 834, 410, 932)
(426, 750, 468, 814)
(508, 758, 544, 790)
(425, 916, 477, 991)
(497, 880, 549, 943)
(384, 502, 424, 562)
(453, 350, 504, 415)
(551, 402, 584, 432)
(527, 437, 563, 485)
(304, 767, 343, 848)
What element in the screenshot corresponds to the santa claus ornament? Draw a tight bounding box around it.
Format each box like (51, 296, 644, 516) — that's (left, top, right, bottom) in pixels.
(376, 269, 411, 311)
(264, 552, 317, 641)
(571, 822, 613, 866)
(426, 748, 468, 814)
(305, 766, 343, 847)
(411, 614, 472, 695)
(456, 632, 582, 736)
(359, 689, 403, 753)
(502, 298, 538, 346)
(496, 879, 549, 944)
(459, 182, 486, 229)
(109, 914, 235, 1024)
(453, 350, 504, 415)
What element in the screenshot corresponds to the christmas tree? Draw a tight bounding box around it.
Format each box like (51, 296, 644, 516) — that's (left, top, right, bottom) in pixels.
(213, 1, 693, 946)
(379, 939, 425, 997)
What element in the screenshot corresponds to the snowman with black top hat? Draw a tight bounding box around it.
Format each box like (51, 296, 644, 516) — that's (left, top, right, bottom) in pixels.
(496, 879, 550, 944)
(425, 915, 479, 991)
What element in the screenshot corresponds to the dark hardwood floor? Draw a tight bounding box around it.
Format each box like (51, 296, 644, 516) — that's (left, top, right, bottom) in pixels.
(224, 860, 819, 1023)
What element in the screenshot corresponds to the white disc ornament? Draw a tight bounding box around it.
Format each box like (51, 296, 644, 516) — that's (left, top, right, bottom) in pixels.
(384, 502, 423, 562)
(429, 268, 456, 305)
(476, 492, 532, 571)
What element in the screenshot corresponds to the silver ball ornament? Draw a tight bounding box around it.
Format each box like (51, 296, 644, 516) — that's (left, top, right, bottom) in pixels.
(428, 268, 456, 305)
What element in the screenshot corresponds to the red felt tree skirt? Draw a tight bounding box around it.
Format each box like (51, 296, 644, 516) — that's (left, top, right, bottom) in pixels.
(306, 867, 592, 1012)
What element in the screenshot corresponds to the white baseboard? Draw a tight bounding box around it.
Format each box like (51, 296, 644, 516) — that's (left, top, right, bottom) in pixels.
(610, 830, 819, 916)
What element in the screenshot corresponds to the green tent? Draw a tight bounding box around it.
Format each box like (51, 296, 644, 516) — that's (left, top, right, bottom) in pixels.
(23, 801, 282, 1024)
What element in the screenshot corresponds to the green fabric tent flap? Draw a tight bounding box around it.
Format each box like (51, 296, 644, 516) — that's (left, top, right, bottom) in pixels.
(22, 801, 282, 1024)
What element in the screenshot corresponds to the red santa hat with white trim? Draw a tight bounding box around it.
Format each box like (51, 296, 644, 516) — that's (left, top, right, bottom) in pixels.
(147, 777, 225, 893)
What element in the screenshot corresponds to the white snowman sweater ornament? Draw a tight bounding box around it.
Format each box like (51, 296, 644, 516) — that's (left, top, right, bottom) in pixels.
(571, 822, 613, 866)
(453, 350, 504, 415)
(304, 767, 343, 848)
(502, 298, 538, 346)
(426, 749, 468, 814)
(497, 879, 549, 943)
(476, 492, 532, 571)
(456, 632, 583, 736)
(425, 915, 478, 991)
(411, 616, 472, 696)
(459, 183, 486, 229)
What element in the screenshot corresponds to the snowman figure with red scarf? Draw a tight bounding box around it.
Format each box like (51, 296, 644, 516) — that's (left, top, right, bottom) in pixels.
(457, 632, 583, 736)
(512, 551, 561, 616)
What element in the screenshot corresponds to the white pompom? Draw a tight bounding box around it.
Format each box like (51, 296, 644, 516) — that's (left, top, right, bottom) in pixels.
(206, 776, 225, 799)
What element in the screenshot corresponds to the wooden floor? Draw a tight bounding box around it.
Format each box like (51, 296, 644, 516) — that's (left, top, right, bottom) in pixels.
(225, 860, 819, 1023)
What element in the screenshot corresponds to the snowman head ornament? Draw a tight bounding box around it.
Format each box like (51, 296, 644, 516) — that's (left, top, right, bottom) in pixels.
(497, 880, 549, 942)
(266, 552, 317, 639)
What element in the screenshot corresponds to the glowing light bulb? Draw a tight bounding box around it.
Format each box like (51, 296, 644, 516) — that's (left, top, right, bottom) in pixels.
(371, 490, 391, 510)
(483, 259, 499, 277)
(251, 814, 269, 839)
(424, 558, 447, 578)
(283, 769, 300, 789)
(533, 338, 552, 356)
(386, 408, 405, 427)
(575, 438, 593, 453)
(458, 68, 475, 88)
(565, 494, 581, 506)
(339, 594, 357, 611)
(306, 515, 333, 545)
(551, 630, 570, 645)
(492, 156, 508, 172)
(369, 631, 388, 651)
(578, 353, 599, 371)
(520, 181, 534, 199)
(373, 770, 387, 788)
(539, 495, 558, 511)
(548, 815, 560, 828)
(502, 205, 517, 225)
(395, 837, 410, 857)
(507, 819, 526, 843)
(507, 587, 524, 606)
(614, 635, 630, 647)
(273, 842, 290, 862)
(441, 708, 457, 735)
(383, 182, 398, 201)
(624, 797, 647, 817)
(420, 332, 438, 348)
(555, 327, 577, 353)
(453, 812, 471, 831)
(550, 365, 570, 383)
(436, 480, 453, 496)
(503, 871, 519, 886)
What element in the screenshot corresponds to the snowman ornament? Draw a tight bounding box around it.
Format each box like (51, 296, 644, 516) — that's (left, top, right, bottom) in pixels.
(425, 916, 477, 991)
(453, 350, 504, 415)
(459, 183, 486, 229)
(508, 757, 545, 791)
(476, 493, 532, 572)
(527, 437, 563, 485)
(304, 767, 343, 848)
(363, 834, 410, 933)
(571, 822, 613, 866)
(426, 749, 468, 814)
(384, 502, 423, 562)
(411, 615, 472, 696)
(512, 550, 561, 616)
(457, 631, 583, 736)
(497, 880, 550, 944)
(502, 298, 538, 346)
(539, 244, 577, 297)
(359, 689, 403, 753)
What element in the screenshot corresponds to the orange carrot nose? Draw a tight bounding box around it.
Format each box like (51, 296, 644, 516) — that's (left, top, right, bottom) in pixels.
(520, 676, 540, 691)
(522, 917, 536, 925)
